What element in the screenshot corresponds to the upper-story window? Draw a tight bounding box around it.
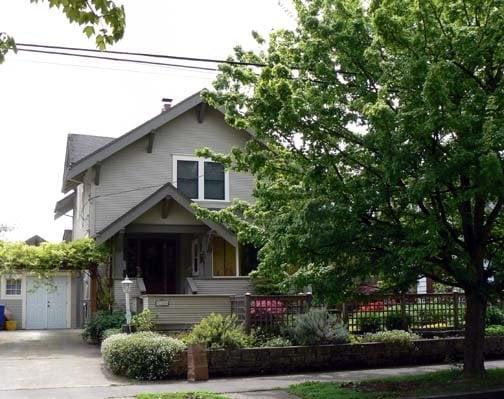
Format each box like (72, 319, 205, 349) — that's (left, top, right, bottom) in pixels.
(173, 155, 229, 201)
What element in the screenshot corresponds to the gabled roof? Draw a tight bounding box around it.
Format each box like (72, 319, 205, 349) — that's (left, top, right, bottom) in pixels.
(62, 91, 254, 193)
(62, 92, 203, 193)
(95, 182, 237, 246)
(25, 235, 46, 246)
(62, 134, 115, 192)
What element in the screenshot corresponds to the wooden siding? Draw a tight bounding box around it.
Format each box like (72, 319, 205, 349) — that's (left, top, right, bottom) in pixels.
(193, 278, 253, 295)
(143, 294, 232, 326)
(132, 201, 204, 225)
(93, 108, 255, 234)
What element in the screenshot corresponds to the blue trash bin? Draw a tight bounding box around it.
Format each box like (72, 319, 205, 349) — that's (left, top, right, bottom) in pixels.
(0, 304, 4, 330)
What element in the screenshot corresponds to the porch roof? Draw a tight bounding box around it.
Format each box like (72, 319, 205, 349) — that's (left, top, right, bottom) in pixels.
(95, 182, 237, 246)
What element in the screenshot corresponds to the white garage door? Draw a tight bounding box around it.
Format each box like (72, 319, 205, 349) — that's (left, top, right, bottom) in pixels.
(26, 276, 68, 329)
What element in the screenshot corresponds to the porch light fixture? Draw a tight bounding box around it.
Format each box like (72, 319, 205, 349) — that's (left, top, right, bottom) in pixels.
(121, 276, 133, 332)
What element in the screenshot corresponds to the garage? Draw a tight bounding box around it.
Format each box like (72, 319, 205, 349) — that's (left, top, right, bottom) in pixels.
(25, 276, 70, 329)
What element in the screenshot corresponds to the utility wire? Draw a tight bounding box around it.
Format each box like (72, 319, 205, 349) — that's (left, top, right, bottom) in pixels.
(16, 42, 267, 68)
(17, 48, 220, 72)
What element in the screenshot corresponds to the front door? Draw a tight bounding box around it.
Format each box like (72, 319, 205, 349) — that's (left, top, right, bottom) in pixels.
(140, 238, 177, 294)
(26, 276, 68, 329)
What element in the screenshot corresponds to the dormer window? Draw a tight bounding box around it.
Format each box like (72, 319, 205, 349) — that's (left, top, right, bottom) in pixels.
(173, 155, 229, 201)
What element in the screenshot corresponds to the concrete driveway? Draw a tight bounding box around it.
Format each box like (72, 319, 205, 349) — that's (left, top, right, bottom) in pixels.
(0, 329, 128, 392)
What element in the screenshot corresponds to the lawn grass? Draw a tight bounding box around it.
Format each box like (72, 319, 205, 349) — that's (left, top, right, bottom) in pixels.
(137, 393, 229, 399)
(288, 368, 504, 399)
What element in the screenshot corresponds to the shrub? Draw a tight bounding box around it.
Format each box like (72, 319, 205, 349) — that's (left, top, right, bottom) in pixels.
(486, 306, 504, 326)
(385, 311, 412, 330)
(287, 308, 349, 345)
(131, 309, 157, 331)
(82, 311, 125, 342)
(102, 328, 122, 340)
(485, 325, 504, 336)
(417, 309, 445, 325)
(357, 313, 382, 333)
(101, 332, 185, 380)
(259, 336, 292, 347)
(186, 313, 253, 349)
(361, 330, 420, 345)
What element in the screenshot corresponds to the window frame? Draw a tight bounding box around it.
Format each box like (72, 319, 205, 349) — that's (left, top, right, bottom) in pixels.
(1, 275, 24, 299)
(173, 155, 229, 202)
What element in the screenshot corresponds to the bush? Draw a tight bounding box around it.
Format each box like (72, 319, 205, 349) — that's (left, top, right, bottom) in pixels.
(357, 313, 382, 333)
(101, 332, 186, 380)
(361, 330, 420, 345)
(82, 311, 125, 342)
(385, 311, 412, 330)
(131, 309, 157, 331)
(186, 313, 253, 349)
(287, 308, 349, 345)
(102, 328, 122, 340)
(485, 325, 504, 336)
(486, 306, 504, 326)
(417, 309, 445, 325)
(259, 336, 293, 347)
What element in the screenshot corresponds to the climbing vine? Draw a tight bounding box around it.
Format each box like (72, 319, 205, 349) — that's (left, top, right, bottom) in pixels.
(0, 238, 109, 277)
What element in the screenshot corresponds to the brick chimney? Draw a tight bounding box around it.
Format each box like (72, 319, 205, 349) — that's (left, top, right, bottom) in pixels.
(162, 98, 173, 112)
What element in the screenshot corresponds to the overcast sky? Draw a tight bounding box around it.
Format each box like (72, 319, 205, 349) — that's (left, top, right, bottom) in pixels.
(0, 0, 293, 242)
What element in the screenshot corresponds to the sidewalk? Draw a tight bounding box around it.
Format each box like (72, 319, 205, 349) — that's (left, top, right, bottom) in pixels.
(2, 360, 504, 399)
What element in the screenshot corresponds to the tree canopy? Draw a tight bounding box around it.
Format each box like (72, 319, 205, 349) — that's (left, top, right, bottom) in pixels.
(0, 0, 125, 63)
(0, 238, 109, 277)
(200, 0, 504, 375)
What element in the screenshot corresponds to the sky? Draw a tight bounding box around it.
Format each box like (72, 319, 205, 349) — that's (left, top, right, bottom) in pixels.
(0, 0, 294, 242)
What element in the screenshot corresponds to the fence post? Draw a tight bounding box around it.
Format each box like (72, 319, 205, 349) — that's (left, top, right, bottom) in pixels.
(244, 292, 252, 333)
(400, 293, 408, 330)
(342, 303, 349, 325)
(453, 292, 460, 330)
(306, 292, 313, 310)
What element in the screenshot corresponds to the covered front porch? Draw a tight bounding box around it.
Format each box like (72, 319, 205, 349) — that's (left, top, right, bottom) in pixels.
(111, 229, 255, 328)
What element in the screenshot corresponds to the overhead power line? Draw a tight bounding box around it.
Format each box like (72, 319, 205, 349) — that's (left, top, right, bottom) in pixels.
(16, 42, 267, 68)
(17, 48, 220, 72)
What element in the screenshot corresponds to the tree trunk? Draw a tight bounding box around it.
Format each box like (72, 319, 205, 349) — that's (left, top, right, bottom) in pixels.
(463, 290, 487, 377)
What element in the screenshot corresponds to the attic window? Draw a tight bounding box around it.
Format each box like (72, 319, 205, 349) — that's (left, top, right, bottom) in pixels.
(174, 156, 229, 201)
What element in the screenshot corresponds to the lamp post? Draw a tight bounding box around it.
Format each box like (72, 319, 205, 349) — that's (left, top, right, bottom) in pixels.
(121, 276, 133, 333)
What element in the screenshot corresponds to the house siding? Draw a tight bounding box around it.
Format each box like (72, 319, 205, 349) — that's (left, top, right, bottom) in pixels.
(192, 278, 253, 295)
(92, 108, 255, 234)
(1, 299, 22, 329)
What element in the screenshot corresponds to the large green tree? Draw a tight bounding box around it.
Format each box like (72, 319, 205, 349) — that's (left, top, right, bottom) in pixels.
(201, 0, 504, 376)
(0, 0, 125, 62)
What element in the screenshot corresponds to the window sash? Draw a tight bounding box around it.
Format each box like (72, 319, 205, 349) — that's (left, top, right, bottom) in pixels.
(5, 278, 21, 296)
(177, 160, 199, 199)
(204, 162, 225, 200)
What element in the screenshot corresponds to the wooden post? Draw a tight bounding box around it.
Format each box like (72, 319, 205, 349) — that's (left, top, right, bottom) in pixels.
(342, 303, 349, 325)
(244, 292, 252, 333)
(89, 264, 98, 315)
(453, 292, 460, 330)
(306, 292, 313, 309)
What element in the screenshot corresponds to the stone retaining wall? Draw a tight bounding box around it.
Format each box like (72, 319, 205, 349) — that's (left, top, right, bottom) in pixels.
(205, 336, 504, 377)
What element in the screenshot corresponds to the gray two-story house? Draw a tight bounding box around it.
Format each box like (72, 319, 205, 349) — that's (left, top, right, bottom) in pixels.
(55, 92, 257, 329)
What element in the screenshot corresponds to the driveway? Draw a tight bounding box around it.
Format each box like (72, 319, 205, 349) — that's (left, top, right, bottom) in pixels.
(0, 329, 127, 392)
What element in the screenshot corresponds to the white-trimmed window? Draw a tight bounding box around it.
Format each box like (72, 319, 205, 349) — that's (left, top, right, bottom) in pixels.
(191, 239, 200, 276)
(173, 155, 229, 201)
(1, 276, 22, 298)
